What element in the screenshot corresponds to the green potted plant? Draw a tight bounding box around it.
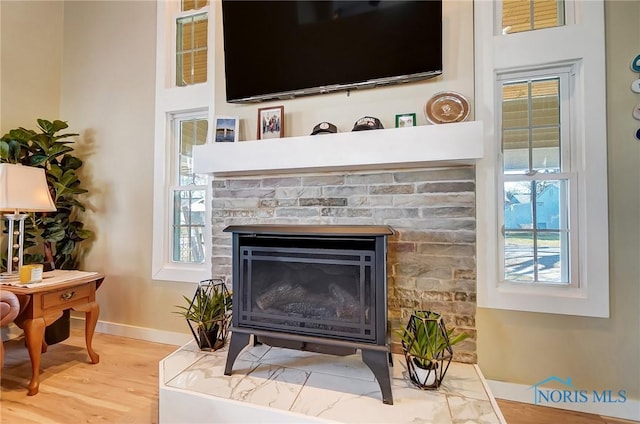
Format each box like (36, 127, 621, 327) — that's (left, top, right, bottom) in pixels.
(397, 310, 469, 389)
(1, 119, 94, 344)
(174, 279, 232, 350)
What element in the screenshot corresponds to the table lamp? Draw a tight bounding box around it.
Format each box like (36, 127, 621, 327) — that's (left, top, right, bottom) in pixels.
(0, 163, 56, 278)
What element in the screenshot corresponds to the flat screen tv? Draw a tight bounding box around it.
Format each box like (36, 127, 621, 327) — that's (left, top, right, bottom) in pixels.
(221, 1, 442, 103)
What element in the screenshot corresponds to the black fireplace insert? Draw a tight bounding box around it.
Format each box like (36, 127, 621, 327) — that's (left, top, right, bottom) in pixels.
(223, 224, 395, 404)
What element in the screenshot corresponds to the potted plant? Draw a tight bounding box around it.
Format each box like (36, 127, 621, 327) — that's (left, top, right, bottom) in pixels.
(174, 279, 232, 350)
(397, 310, 469, 389)
(1, 119, 94, 344)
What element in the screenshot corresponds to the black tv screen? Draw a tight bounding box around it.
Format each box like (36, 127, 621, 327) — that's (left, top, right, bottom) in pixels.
(222, 1, 442, 103)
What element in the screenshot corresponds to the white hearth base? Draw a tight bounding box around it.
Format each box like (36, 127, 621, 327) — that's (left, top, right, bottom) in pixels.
(159, 339, 505, 423)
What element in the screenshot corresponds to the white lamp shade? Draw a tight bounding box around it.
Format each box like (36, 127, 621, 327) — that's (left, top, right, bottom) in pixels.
(0, 163, 57, 212)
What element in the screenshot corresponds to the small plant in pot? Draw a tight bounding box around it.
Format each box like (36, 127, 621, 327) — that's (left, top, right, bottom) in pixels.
(397, 310, 469, 390)
(174, 279, 232, 350)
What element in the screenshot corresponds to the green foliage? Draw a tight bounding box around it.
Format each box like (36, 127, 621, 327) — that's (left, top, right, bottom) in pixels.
(0, 119, 94, 269)
(397, 310, 470, 369)
(174, 282, 232, 332)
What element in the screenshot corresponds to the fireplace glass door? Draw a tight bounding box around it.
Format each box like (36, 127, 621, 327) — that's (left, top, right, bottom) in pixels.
(237, 244, 377, 342)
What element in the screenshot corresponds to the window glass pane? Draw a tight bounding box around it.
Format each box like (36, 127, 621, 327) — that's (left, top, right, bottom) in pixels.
(502, 78, 561, 174)
(182, 0, 209, 12)
(173, 189, 206, 263)
(502, 83, 529, 128)
(503, 129, 530, 174)
(532, 127, 560, 172)
(537, 231, 569, 283)
(531, 80, 559, 126)
(502, 0, 565, 34)
(504, 181, 533, 230)
(179, 118, 208, 186)
(533, 180, 568, 230)
(504, 231, 535, 282)
(504, 179, 570, 284)
(176, 13, 208, 86)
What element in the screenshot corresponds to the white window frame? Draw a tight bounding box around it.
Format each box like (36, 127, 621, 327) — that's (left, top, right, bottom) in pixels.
(475, 0, 609, 317)
(152, 0, 215, 282)
(497, 67, 577, 288)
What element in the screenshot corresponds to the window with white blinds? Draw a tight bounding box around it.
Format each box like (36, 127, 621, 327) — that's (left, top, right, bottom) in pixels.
(152, 0, 214, 283)
(475, 0, 609, 317)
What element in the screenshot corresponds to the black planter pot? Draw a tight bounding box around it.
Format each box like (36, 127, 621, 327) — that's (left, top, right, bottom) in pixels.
(197, 323, 222, 350)
(45, 309, 71, 345)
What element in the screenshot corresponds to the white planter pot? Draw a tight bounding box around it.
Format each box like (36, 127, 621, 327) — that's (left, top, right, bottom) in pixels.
(413, 365, 437, 387)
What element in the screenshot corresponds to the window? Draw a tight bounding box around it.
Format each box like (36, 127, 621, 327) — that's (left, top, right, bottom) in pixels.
(171, 114, 208, 264)
(498, 70, 576, 287)
(475, 0, 609, 317)
(176, 11, 207, 86)
(501, 0, 566, 34)
(153, 0, 214, 282)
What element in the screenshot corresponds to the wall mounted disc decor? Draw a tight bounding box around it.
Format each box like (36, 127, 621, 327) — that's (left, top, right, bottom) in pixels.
(425, 91, 470, 124)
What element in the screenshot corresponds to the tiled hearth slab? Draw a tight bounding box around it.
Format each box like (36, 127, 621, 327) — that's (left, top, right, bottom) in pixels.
(159, 340, 505, 423)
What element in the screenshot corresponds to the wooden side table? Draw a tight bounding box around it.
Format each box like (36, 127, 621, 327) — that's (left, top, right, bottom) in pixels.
(2, 271, 104, 395)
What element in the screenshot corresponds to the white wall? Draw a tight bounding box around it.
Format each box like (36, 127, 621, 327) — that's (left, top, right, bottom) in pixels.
(58, 0, 193, 335)
(0, 1, 64, 132)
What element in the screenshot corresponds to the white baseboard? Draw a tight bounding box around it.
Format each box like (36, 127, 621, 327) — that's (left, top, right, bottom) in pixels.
(487, 379, 640, 422)
(70, 316, 191, 347)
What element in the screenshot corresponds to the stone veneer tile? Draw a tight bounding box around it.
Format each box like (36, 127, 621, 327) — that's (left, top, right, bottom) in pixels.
(417, 181, 476, 193)
(275, 186, 322, 198)
(261, 177, 302, 187)
(393, 167, 475, 183)
(299, 198, 348, 207)
(302, 175, 345, 185)
(322, 185, 367, 196)
(346, 173, 393, 184)
(418, 244, 476, 257)
(228, 179, 263, 188)
(421, 206, 476, 218)
(369, 184, 415, 195)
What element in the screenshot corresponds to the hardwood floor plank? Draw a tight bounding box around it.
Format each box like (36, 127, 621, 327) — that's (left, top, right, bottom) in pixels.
(1, 328, 176, 424)
(496, 398, 639, 424)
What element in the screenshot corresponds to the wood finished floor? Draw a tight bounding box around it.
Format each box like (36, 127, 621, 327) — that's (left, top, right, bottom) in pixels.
(1, 329, 637, 423)
(1, 328, 176, 423)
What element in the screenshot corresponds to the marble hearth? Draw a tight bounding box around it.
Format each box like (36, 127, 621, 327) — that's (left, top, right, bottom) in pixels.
(159, 341, 505, 423)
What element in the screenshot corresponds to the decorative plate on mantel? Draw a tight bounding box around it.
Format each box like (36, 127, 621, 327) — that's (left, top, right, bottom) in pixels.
(424, 91, 470, 124)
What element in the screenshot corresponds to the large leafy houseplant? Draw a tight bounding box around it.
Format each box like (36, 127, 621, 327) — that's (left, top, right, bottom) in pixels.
(397, 310, 469, 389)
(0, 119, 93, 270)
(174, 279, 232, 350)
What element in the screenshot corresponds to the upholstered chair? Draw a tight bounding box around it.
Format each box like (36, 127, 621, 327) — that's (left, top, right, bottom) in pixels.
(1, 290, 21, 368)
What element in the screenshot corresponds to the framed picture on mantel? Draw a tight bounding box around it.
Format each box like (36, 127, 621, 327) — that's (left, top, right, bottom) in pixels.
(257, 106, 284, 140)
(395, 113, 416, 128)
(214, 116, 239, 142)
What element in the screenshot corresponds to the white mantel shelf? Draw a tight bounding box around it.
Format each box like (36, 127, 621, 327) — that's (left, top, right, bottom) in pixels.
(193, 120, 483, 177)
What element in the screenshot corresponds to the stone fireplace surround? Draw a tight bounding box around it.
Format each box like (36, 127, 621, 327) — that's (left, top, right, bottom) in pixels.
(193, 121, 483, 363)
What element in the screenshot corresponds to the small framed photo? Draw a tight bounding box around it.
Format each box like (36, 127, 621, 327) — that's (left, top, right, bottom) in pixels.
(214, 116, 239, 142)
(257, 106, 284, 139)
(395, 113, 417, 128)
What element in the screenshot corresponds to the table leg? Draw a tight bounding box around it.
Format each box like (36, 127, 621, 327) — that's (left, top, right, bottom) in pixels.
(22, 317, 46, 396)
(79, 301, 100, 364)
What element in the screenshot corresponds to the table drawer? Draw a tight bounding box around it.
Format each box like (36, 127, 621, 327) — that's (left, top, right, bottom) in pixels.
(42, 284, 92, 310)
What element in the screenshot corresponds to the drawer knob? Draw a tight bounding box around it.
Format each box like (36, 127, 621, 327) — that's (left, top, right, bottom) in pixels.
(61, 291, 75, 301)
